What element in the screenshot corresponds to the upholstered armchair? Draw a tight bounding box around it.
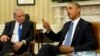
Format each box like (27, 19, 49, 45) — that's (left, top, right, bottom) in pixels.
(92, 22, 100, 53)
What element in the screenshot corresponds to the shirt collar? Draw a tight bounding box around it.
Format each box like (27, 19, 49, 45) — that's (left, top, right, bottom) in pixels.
(71, 17, 80, 24)
(15, 21, 22, 26)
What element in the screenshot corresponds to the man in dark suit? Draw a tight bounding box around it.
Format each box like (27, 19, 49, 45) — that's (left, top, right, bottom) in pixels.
(0, 8, 34, 56)
(37, 2, 97, 56)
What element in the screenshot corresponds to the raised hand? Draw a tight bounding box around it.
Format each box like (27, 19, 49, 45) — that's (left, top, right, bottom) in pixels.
(42, 19, 51, 31)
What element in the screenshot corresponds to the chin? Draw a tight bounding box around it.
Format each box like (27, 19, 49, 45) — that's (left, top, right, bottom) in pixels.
(68, 16, 72, 19)
(69, 17, 72, 19)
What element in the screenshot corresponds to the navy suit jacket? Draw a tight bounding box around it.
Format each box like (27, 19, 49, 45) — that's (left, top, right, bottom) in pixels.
(1, 20, 34, 54)
(45, 19, 97, 52)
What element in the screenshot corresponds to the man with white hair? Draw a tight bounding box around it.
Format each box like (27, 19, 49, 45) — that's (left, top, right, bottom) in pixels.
(0, 8, 34, 56)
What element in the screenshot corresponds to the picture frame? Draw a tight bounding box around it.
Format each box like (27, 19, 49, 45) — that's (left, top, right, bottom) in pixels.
(17, 0, 35, 5)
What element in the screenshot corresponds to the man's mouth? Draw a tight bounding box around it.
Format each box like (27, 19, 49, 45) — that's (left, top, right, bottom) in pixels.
(68, 14, 71, 16)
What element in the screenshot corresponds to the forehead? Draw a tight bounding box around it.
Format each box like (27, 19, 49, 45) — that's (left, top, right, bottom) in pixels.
(14, 9, 24, 16)
(16, 10, 24, 14)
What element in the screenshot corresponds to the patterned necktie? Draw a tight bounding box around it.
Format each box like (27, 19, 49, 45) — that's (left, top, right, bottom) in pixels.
(18, 24, 22, 40)
(63, 22, 74, 46)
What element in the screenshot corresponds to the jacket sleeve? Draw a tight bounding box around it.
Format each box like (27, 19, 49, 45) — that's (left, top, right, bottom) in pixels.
(45, 30, 62, 42)
(2, 22, 11, 36)
(24, 21, 34, 43)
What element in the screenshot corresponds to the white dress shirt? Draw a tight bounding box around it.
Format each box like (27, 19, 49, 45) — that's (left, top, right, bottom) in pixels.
(11, 21, 22, 43)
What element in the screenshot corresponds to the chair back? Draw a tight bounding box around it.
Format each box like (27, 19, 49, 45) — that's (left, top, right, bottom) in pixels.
(28, 21, 36, 54)
(91, 22, 100, 53)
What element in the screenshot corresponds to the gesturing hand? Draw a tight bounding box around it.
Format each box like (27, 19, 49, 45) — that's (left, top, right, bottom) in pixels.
(42, 19, 51, 31)
(59, 45, 74, 53)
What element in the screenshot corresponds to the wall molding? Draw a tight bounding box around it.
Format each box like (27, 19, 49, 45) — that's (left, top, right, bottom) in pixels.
(52, 1, 100, 7)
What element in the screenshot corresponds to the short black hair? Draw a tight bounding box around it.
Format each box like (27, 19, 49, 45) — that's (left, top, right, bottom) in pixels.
(68, 2, 81, 8)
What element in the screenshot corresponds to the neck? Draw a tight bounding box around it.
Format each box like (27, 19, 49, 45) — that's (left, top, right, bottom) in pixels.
(72, 15, 80, 21)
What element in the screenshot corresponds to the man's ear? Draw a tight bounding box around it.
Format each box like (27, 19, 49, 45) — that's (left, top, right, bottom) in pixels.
(78, 8, 81, 13)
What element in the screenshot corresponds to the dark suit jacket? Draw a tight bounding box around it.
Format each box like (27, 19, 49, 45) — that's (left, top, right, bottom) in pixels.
(45, 19, 97, 52)
(1, 20, 34, 55)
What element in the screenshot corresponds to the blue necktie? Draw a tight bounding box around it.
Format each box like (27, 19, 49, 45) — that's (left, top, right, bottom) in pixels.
(63, 22, 74, 46)
(18, 24, 22, 40)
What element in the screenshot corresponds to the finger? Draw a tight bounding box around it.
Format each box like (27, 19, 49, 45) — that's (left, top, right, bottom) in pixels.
(59, 45, 63, 48)
(4, 38, 8, 42)
(14, 48, 18, 51)
(0, 37, 4, 41)
(0, 38, 3, 41)
(13, 46, 16, 51)
(42, 19, 47, 24)
(2, 38, 5, 42)
(42, 19, 47, 23)
(15, 45, 20, 51)
(59, 48, 64, 52)
(13, 45, 18, 51)
(15, 47, 19, 51)
(42, 19, 45, 22)
(7, 37, 10, 40)
(3, 39, 6, 42)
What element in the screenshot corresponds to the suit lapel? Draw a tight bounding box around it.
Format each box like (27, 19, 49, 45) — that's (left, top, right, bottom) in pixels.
(10, 21, 15, 35)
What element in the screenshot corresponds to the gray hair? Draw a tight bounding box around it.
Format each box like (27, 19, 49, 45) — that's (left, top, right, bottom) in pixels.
(13, 8, 23, 16)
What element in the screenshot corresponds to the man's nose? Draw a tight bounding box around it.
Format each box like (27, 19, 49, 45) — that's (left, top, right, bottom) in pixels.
(67, 11, 70, 14)
(20, 17, 24, 20)
(67, 9, 70, 13)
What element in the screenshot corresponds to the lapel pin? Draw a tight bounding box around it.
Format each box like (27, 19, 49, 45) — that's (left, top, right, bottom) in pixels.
(77, 27, 80, 29)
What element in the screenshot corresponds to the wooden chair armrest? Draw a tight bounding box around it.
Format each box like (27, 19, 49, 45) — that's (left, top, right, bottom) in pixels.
(96, 49, 100, 53)
(29, 40, 35, 46)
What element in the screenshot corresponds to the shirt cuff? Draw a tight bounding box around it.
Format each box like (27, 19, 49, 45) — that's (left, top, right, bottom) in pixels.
(47, 31, 50, 33)
(21, 40, 26, 45)
(46, 29, 51, 33)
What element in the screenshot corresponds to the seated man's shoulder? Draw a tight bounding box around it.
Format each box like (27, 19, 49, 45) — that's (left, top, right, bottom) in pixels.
(5, 20, 15, 25)
(80, 19, 92, 25)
